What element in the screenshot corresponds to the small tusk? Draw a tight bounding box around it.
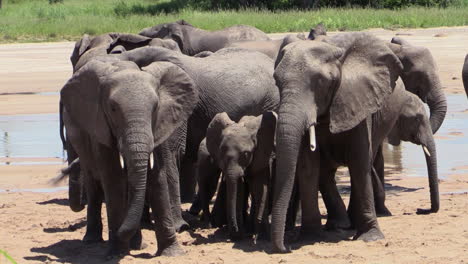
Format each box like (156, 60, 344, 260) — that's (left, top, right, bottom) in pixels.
(271, 111, 278, 121)
(119, 154, 125, 168)
(149, 152, 154, 169)
(423, 146, 431, 157)
(309, 125, 316, 151)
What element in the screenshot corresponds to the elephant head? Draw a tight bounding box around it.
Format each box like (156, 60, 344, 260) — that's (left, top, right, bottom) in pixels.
(206, 112, 276, 239)
(139, 20, 194, 53)
(388, 37, 447, 133)
(70, 33, 153, 72)
(387, 91, 439, 214)
(61, 58, 197, 243)
(272, 33, 403, 253)
(307, 23, 327, 40)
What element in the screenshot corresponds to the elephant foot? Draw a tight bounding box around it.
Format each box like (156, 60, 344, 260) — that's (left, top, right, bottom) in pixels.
(83, 232, 104, 244)
(416, 207, 437, 215)
(156, 243, 185, 257)
(174, 219, 190, 233)
(129, 231, 145, 250)
(325, 217, 351, 231)
(105, 243, 129, 260)
(376, 206, 393, 217)
(271, 244, 292, 254)
(353, 227, 385, 242)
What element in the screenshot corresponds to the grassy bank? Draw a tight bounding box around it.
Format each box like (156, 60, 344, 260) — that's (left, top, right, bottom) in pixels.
(0, 0, 467, 43)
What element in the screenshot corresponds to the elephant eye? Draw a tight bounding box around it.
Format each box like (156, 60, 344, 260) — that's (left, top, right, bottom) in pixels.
(242, 151, 251, 161)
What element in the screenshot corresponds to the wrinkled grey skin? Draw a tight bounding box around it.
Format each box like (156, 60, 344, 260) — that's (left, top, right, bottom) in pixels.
(371, 37, 446, 216)
(61, 56, 197, 257)
(371, 82, 439, 217)
(116, 46, 280, 234)
(139, 20, 270, 56)
(196, 112, 276, 240)
(228, 34, 305, 60)
(61, 33, 181, 245)
(271, 33, 405, 253)
(463, 54, 468, 98)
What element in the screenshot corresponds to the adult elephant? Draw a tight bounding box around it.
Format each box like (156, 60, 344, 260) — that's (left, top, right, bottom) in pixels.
(463, 54, 468, 98)
(271, 33, 404, 253)
(371, 37, 447, 216)
(62, 33, 181, 214)
(116, 46, 280, 232)
(138, 20, 270, 56)
(61, 56, 197, 257)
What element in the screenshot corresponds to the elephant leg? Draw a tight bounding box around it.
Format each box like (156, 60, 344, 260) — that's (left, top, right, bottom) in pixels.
(347, 123, 383, 242)
(179, 157, 197, 203)
(372, 145, 392, 216)
(249, 168, 270, 241)
(83, 174, 104, 244)
(297, 142, 322, 238)
(285, 179, 299, 231)
(149, 156, 185, 257)
(156, 144, 189, 232)
(97, 148, 129, 257)
(192, 153, 221, 223)
(211, 178, 227, 228)
(319, 163, 350, 231)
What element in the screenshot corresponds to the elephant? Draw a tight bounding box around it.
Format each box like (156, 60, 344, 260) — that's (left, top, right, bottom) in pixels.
(61, 33, 181, 234)
(69, 33, 180, 72)
(463, 54, 468, 98)
(371, 83, 439, 216)
(271, 33, 406, 253)
(195, 112, 277, 239)
(228, 34, 305, 61)
(138, 20, 270, 56)
(370, 37, 447, 216)
(112, 46, 280, 233)
(61, 55, 197, 257)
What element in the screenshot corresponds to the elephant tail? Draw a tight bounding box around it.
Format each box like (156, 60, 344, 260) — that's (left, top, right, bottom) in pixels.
(59, 101, 67, 151)
(49, 158, 80, 186)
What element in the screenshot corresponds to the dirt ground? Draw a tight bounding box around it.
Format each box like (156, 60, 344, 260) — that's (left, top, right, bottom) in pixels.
(0, 27, 467, 264)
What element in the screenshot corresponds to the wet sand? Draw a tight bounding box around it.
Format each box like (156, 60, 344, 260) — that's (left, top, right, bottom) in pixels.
(0, 27, 467, 263)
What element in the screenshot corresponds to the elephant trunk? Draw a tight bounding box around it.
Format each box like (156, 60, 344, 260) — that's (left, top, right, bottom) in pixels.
(271, 95, 316, 253)
(418, 134, 439, 214)
(226, 174, 241, 239)
(426, 79, 447, 134)
(118, 124, 153, 243)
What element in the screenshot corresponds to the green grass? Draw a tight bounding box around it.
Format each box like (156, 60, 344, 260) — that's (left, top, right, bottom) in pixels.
(0, 0, 467, 43)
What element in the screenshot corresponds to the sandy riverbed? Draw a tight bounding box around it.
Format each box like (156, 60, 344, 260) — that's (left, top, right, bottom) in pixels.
(0, 27, 467, 263)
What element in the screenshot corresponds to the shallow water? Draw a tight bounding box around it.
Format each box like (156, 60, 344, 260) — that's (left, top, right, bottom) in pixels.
(0, 95, 466, 181)
(0, 113, 64, 162)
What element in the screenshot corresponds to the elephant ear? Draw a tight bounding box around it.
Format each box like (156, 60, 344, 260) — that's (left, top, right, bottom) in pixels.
(248, 112, 277, 173)
(327, 33, 403, 134)
(206, 112, 235, 159)
(308, 23, 327, 40)
(60, 60, 117, 147)
(108, 33, 152, 53)
(142, 62, 198, 147)
(70, 34, 92, 67)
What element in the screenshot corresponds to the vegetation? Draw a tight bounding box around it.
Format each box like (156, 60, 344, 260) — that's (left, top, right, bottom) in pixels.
(0, 0, 467, 43)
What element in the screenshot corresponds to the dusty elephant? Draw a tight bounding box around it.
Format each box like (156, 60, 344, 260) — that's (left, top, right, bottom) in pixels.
(195, 112, 276, 240)
(61, 55, 197, 257)
(139, 20, 270, 56)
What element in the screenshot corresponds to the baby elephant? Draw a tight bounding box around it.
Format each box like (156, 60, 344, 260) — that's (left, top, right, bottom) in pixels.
(197, 112, 276, 240)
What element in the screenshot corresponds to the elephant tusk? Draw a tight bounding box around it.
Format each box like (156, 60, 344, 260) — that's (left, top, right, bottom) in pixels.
(423, 146, 431, 157)
(149, 152, 154, 169)
(119, 154, 125, 169)
(309, 125, 316, 151)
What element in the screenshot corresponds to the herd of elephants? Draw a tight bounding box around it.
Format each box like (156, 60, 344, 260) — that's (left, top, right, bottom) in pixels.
(53, 19, 468, 258)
